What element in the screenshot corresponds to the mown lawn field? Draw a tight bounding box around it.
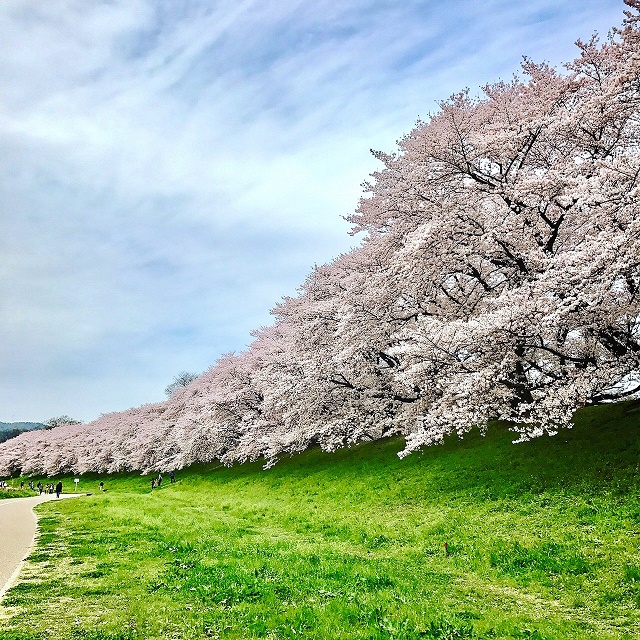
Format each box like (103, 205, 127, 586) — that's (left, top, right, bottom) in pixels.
(1, 402, 640, 639)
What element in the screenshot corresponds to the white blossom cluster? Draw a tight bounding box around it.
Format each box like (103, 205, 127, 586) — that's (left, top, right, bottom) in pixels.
(2, 2, 640, 476)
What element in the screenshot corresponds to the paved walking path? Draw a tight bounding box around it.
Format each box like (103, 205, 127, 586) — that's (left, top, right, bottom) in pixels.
(0, 493, 83, 600)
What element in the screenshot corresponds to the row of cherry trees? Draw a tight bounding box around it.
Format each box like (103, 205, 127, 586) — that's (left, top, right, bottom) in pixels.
(2, 1, 640, 476)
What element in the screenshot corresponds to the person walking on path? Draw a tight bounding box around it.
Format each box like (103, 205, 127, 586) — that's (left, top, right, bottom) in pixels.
(55, 481, 62, 498)
(170, 470, 175, 483)
(37, 482, 43, 495)
(157, 473, 162, 488)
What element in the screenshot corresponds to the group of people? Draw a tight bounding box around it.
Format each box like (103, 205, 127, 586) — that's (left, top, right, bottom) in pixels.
(151, 470, 175, 490)
(35, 480, 63, 497)
(2, 471, 175, 495)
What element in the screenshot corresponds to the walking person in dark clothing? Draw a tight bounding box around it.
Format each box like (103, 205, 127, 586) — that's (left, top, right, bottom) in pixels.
(55, 481, 63, 498)
(37, 481, 43, 495)
(170, 470, 175, 483)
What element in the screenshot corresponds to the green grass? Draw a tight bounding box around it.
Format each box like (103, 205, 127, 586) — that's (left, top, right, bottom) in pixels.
(1, 401, 640, 638)
(0, 489, 33, 499)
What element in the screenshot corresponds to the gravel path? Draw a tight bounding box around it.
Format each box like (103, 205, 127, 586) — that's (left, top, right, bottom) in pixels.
(0, 493, 83, 600)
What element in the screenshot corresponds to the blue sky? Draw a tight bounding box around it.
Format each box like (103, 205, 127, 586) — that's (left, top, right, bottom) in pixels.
(0, 0, 623, 422)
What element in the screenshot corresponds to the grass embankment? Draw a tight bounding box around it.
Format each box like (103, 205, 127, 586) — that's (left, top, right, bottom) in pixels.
(0, 489, 34, 500)
(1, 402, 640, 639)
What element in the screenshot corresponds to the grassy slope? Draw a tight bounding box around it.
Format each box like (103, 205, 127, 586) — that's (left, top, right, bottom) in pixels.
(1, 402, 640, 639)
(0, 490, 33, 500)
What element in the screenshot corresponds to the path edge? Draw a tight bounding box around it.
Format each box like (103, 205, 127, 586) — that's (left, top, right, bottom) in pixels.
(0, 494, 86, 603)
(0, 509, 40, 602)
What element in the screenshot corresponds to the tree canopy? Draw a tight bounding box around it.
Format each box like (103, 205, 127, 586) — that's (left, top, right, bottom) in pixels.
(43, 415, 81, 430)
(164, 371, 199, 398)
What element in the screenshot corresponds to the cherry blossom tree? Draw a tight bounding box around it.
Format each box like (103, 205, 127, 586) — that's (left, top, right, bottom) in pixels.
(1, 1, 639, 476)
(348, 10, 640, 452)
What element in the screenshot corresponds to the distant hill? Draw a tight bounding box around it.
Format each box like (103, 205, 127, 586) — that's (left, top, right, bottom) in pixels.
(0, 421, 44, 443)
(0, 421, 44, 433)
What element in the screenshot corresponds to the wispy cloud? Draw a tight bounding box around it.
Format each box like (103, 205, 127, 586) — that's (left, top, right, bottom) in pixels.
(0, 0, 622, 421)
